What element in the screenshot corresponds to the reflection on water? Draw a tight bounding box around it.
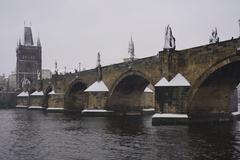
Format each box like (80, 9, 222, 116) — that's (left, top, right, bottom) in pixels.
(0, 109, 239, 160)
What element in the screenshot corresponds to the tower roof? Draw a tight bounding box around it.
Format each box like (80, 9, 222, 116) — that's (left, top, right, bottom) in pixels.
(24, 27, 34, 46)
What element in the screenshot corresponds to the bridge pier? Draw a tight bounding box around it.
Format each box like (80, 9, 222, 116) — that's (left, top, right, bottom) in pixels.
(29, 91, 44, 110)
(86, 92, 108, 109)
(153, 81, 190, 125)
(155, 86, 189, 114)
(16, 92, 29, 108)
(46, 93, 65, 112)
(16, 96, 29, 108)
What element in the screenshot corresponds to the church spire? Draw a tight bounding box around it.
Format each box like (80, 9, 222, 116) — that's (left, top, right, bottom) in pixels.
(128, 34, 135, 61)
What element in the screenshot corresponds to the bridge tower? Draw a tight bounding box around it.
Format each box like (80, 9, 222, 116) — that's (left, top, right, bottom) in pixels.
(16, 25, 42, 90)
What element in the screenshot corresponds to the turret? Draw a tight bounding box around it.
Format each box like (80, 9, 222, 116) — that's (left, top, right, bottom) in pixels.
(37, 37, 41, 47)
(19, 39, 21, 46)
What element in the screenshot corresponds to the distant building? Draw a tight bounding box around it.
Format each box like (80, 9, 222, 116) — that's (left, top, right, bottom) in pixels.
(16, 25, 42, 90)
(42, 69, 52, 79)
(0, 75, 7, 91)
(8, 72, 16, 91)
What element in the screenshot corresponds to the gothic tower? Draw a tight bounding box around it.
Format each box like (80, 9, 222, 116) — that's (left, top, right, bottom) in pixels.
(16, 25, 42, 90)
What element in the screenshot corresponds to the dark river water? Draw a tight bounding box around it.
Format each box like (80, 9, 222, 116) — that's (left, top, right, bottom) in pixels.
(0, 109, 240, 160)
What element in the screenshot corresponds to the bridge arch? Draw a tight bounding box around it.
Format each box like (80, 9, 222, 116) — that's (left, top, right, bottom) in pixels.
(108, 70, 154, 113)
(188, 54, 240, 118)
(64, 79, 88, 110)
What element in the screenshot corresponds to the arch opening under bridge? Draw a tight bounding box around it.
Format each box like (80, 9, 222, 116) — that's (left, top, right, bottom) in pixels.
(64, 80, 88, 111)
(188, 54, 240, 120)
(108, 71, 154, 113)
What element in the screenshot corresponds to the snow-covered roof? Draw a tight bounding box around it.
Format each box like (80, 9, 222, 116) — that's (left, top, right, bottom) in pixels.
(84, 81, 109, 92)
(28, 106, 44, 109)
(17, 91, 28, 97)
(169, 73, 191, 86)
(142, 108, 155, 111)
(48, 90, 56, 95)
(30, 91, 44, 96)
(144, 87, 153, 93)
(155, 77, 170, 86)
(155, 74, 191, 87)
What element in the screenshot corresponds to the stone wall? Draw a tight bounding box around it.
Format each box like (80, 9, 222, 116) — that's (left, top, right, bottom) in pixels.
(47, 94, 65, 109)
(155, 86, 189, 114)
(140, 92, 154, 109)
(16, 97, 28, 107)
(30, 96, 44, 107)
(87, 92, 108, 109)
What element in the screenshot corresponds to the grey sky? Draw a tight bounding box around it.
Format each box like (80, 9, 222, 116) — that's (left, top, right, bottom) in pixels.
(0, 0, 239, 75)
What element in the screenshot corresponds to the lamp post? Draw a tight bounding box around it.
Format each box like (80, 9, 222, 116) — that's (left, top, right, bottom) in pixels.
(78, 62, 81, 72)
(238, 19, 240, 37)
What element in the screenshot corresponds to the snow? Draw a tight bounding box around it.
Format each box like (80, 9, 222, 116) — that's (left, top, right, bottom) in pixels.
(169, 73, 191, 86)
(142, 108, 155, 111)
(17, 91, 29, 97)
(232, 111, 240, 116)
(84, 81, 109, 92)
(16, 105, 28, 108)
(30, 91, 44, 96)
(152, 113, 188, 118)
(155, 74, 191, 87)
(47, 107, 64, 111)
(155, 77, 170, 86)
(144, 87, 153, 93)
(28, 106, 44, 109)
(48, 90, 56, 95)
(82, 109, 113, 113)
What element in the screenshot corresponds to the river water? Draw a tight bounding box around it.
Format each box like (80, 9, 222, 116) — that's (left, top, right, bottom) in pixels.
(0, 109, 240, 160)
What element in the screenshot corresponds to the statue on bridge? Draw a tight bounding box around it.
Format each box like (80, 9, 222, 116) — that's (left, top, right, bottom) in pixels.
(238, 19, 240, 37)
(163, 25, 176, 52)
(97, 52, 102, 81)
(21, 76, 31, 91)
(209, 28, 219, 44)
(128, 35, 135, 61)
(37, 70, 41, 80)
(54, 60, 58, 75)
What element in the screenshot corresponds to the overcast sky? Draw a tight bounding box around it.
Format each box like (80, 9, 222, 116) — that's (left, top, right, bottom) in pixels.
(0, 0, 239, 76)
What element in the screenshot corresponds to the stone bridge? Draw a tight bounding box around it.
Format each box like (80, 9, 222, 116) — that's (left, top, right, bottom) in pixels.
(17, 38, 240, 121)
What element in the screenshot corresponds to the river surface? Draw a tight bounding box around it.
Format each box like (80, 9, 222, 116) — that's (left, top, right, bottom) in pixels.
(0, 109, 240, 160)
